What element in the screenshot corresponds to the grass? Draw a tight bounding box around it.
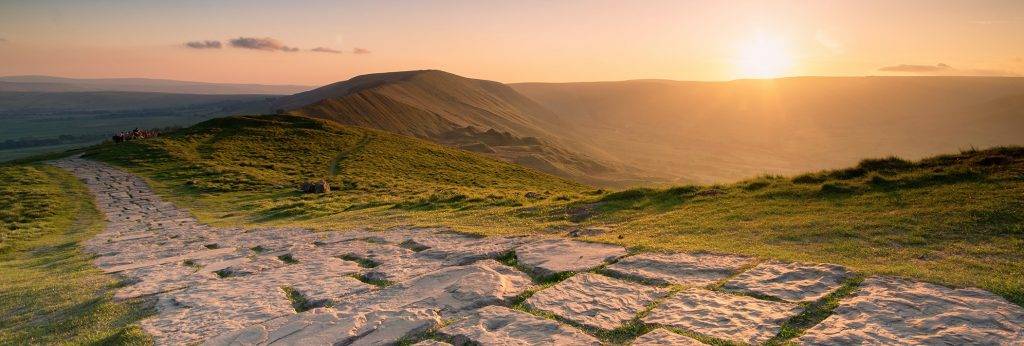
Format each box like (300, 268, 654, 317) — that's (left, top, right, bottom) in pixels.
(81, 114, 1024, 309)
(0, 164, 152, 344)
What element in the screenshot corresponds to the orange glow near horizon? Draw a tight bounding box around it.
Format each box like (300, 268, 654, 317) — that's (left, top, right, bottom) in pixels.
(1, 1, 1022, 85)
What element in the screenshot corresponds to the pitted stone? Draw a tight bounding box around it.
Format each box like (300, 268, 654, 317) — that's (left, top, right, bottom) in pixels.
(631, 329, 704, 345)
(797, 276, 1024, 345)
(643, 288, 802, 344)
(416, 236, 525, 265)
(363, 255, 446, 283)
(349, 260, 532, 313)
(515, 238, 626, 276)
(205, 307, 441, 346)
(526, 273, 665, 330)
(412, 341, 452, 346)
(439, 305, 601, 346)
(605, 252, 752, 286)
(723, 261, 853, 302)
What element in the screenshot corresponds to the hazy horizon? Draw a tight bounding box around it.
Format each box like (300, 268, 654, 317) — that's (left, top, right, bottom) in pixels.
(2, 0, 1023, 85)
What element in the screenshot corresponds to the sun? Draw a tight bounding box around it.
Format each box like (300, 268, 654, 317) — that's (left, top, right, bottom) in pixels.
(734, 36, 794, 79)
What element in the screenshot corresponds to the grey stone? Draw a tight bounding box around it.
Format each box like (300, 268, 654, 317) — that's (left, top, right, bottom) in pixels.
(631, 329, 704, 345)
(526, 273, 665, 330)
(798, 276, 1024, 345)
(439, 305, 600, 345)
(605, 252, 751, 286)
(515, 238, 626, 276)
(643, 288, 802, 344)
(722, 261, 853, 302)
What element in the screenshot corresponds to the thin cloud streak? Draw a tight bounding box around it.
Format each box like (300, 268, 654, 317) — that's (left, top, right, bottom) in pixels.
(352, 47, 371, 54)
(878, 63, 1018, 76)
(184, 40, 222, 49)
(311, 47, 342, 54)
(229, 37, 299, 52)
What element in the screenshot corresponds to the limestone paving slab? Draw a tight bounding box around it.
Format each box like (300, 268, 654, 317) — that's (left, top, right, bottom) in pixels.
(439, 305, 601, 346)
(515, 238, 627, 276)
(204, 307, 442, 346)
(348, 259, 533, 313)
(797, 276, 1024, 345)
(605, 252, 752, 286)
(643, 288, 802, 345)
(723, 261, 853, 302)
(631, 329, 704, 346)
(526, 273, 665, 330)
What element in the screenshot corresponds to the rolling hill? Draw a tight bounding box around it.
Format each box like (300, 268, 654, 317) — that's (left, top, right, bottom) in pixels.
(273, 70, 651, 186)
(513, 76, 1024, 183)
(0, 75, 311, 95)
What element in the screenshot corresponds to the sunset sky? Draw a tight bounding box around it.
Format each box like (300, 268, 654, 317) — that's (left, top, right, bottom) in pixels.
(1, 0, 1023, 85)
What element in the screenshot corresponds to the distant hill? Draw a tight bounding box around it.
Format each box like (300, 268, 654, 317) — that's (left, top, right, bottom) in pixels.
(513, 76, 1024, 183)
(273, 70, 650, 186)
(0, 75, 312, 95)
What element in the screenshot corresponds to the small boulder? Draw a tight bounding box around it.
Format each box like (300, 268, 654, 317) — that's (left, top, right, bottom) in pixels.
(300, 179, 331, 194)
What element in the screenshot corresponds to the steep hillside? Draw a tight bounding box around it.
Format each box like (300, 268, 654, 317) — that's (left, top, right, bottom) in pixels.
(273, 70, 649, 186)
(513, 76, 1024, 183)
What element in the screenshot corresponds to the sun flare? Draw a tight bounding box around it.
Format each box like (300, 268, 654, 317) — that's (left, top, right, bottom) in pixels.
(735, 36, 794, 79)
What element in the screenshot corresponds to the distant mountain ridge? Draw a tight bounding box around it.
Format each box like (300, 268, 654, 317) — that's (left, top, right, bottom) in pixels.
(0, 75, 312, 95)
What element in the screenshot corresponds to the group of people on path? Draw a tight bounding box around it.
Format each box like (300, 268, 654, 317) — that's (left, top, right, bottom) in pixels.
(112, 128, 159, 143)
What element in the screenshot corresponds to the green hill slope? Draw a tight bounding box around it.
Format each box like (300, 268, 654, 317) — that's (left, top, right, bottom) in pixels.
(84, 114, 589, 225)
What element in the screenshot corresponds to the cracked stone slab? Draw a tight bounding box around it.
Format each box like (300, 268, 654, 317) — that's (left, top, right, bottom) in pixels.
(643, 288, 802, 344)
(350, 260, 532, 313)
(439, 305, 601, 345)
(797, 276, 1024, 345)
(605, 252, 752, 286)
(412, 341, 452, 346)
(526, 273, 665, 330)
(631, 329, 704, 345)
(415, 236, 525, 265)
(205, 307, 441, 346)
(515, 238, 626, 276)
(722, 261, 853, 302)
(101, 247, 238, 273)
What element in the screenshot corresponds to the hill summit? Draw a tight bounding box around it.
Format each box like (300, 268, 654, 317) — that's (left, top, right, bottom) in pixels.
(272, 70, 645, 186)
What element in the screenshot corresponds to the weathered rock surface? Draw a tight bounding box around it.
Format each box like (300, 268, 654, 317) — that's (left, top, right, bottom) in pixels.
(515, 238, 626, 276)
(605, 252, 751, 286)
(631, 329, 704, 346)
(356, 259, 533, 313)
(798, 276, 1024, 345)
(643, 288, 802, 344)
(723, 261, 852, 302)
(526, 273, 665, 330)
(205, 307, 441, 346)
(439, 305, 601, 345)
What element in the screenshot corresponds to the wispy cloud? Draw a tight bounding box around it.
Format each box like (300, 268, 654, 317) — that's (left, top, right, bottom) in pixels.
(229, 37, 299, 52)
(352, 47, 371, 54)
(878, 63, 1018, 76)
(311, 47, 342, 54)
(184, 40, 222, 49)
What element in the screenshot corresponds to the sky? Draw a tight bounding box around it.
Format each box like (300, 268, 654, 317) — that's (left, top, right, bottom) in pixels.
(1, 0, 1023, 85)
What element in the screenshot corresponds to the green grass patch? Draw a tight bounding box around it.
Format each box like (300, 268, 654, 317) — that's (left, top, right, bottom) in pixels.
(0, 164, 152, 344)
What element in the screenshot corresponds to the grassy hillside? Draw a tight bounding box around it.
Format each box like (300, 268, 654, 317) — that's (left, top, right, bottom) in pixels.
(84, 114, 589, 229)
(0, 164, 151, 344)
(274, 70, 647, 186)
(85, 117, 1024, 306)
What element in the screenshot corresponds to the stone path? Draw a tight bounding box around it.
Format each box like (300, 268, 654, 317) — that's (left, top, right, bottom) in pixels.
(50, 157, 1024, 345)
